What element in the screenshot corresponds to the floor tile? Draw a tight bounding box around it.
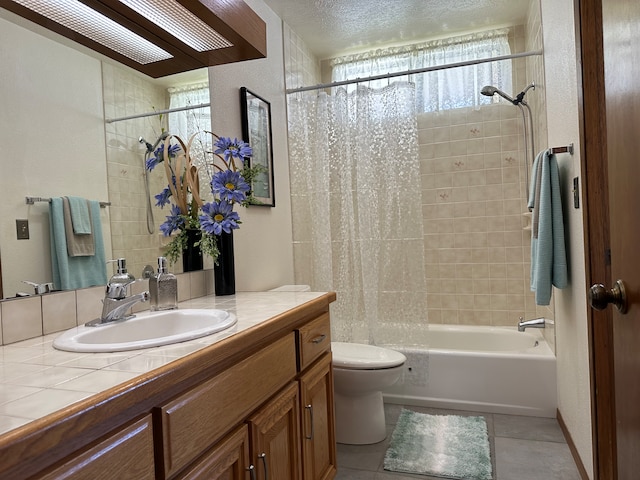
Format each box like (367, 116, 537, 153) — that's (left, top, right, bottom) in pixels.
(493, 413, 566, 442)
(494, 437, 581, 480)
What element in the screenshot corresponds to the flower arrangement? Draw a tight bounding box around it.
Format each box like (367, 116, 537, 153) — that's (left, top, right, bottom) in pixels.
(146, 131, 259, 265)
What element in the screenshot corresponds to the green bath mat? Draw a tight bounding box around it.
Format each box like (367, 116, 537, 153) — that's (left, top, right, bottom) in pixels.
(384, 409, 492, 479)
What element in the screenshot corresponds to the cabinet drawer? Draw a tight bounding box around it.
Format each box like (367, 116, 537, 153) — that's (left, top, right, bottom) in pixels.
(159, 333, 297, 479)
(297, 313, 331, 371)
(39, 416, 155, 480)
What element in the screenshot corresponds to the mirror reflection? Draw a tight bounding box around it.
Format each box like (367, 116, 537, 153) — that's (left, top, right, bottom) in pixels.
(0, 8, 209, 298)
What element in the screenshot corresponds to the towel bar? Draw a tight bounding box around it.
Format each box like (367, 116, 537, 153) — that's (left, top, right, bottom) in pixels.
(547, 143, 574, 155)
(25, 196, 110, 208)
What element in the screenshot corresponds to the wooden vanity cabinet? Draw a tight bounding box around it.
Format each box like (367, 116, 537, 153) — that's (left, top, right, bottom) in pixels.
(247, 382, 302, 480)
(0, 294, 337, 480)
(299, 353, 336, 480)
(38, 416, 155, 480)
(296, 313, 337, 480)
(167, 312, 336, 480)
(158, 334, 298, 479)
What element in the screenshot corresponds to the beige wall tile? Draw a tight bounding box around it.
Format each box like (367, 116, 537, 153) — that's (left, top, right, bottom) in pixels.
(2, 296, 42, 344)
(177, 273, 191, 302)
(190, 271, 206, 299)
(76, 286, 105, 325)
(42, 291, 77, 335)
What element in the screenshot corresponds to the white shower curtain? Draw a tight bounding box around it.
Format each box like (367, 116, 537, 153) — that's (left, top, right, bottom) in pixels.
(288, 82, 428, 348)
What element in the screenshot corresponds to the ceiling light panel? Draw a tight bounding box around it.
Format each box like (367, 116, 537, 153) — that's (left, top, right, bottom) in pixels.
(118, 0, 234, 52)
(12, 0, 173, 64)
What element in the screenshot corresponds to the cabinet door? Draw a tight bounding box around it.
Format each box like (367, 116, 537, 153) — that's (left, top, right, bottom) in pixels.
(248, 382, 302, 480)
(179, 425, 251, 480)
(39, 416, 155, 480)
(299, 353, 337, 480)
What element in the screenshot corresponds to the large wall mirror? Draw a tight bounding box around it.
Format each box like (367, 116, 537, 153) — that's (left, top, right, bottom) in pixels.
(0, 8, 210, 298)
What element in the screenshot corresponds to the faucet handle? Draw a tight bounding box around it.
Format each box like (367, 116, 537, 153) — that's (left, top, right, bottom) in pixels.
(22, 280, 53, 295)
(105, 259, 137, 299)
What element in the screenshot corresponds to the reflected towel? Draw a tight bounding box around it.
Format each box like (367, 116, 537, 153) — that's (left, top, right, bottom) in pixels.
(63, 197, 95, 256)
(527, 151, 568, 305)
(66, 196, 92, 234)
(50, 198, 107, 290)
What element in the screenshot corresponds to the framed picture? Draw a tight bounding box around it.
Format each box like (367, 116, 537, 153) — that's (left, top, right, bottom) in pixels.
(240, 87, 275, 206)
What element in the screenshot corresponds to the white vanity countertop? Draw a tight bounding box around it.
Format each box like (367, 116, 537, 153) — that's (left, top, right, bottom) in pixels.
(0, 291, 326, 436)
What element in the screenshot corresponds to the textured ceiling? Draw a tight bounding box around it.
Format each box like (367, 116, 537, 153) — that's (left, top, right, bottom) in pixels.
(262, 0, 532, 59)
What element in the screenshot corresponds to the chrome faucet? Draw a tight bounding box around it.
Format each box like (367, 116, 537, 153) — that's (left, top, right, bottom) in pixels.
(86, 258, 149, 327)
(518, 317, 546, 332)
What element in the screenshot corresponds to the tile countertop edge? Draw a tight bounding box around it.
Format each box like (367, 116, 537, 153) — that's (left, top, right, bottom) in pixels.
(0, 291, 336, 480)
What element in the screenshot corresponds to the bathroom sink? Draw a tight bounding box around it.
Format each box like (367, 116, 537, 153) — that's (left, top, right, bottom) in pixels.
(53, 309, 237, 353)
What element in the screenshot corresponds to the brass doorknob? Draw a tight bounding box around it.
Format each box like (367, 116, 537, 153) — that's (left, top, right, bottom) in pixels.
(588, 280, 628, 314)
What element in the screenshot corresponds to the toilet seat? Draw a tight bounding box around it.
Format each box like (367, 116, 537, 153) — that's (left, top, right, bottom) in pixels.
(332, 342, 406, 370)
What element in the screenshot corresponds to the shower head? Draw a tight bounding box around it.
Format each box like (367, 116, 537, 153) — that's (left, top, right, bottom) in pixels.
(480, 85, 516, 104)
(481, 83, 536, 106)
(139, 132, 169, 153)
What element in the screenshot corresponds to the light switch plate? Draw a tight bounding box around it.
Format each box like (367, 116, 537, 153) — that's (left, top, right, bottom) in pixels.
(16, 219, 29, 240)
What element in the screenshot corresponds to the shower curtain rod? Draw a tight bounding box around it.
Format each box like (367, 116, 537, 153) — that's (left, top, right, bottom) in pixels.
(105, 102, 211, 124)
(286, 49, 543, 94)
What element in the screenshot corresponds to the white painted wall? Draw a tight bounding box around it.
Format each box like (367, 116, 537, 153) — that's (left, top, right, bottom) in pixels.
(540, 0, 593, 477)
(208, 0, 295, 291)
(0, 12, 112, 298)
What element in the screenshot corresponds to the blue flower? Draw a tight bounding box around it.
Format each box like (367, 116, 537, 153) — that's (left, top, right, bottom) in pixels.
(154, 186, 172, 208)
(211, 170, 250, 203)
(214, 137, 252, 163)
(199, 201, 240, 235)
(147, 143, 181, 171)
(146, 155, 159, 171)
(159, 204, 185, 236)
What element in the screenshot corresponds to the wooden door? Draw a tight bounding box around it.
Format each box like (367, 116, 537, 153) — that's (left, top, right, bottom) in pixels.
(601, 0, 640, 476)
(299, 353, 337, 480)
(248, 382, 302, 480)
(580, 0, 640, 477)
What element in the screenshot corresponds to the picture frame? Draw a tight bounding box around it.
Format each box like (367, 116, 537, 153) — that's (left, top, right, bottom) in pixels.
(240, 87, 275, 207)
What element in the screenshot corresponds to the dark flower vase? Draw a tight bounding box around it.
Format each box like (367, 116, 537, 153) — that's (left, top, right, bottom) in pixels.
(182, 229, 203, 272)
(214, 231, 235, 296)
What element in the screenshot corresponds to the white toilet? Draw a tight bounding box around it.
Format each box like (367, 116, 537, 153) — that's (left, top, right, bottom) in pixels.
(332, 342, 406, 445)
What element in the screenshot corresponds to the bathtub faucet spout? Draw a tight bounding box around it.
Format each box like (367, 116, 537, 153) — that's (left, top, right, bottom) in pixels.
(518, 317, 545, 332)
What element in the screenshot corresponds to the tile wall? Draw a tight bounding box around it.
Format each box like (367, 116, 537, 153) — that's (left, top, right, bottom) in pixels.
(283, 23, 322, 91)
(419, 103, 537, 326)
(102, 63, 178, 280)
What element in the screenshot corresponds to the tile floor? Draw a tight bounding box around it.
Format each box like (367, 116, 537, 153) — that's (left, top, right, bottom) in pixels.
(335, 403, 582, 480)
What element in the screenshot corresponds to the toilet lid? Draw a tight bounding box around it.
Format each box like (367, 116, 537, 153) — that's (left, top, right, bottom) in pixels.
(331, 342, 406, 370)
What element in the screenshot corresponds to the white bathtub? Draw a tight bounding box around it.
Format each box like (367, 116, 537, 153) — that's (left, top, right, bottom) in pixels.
(382, 324, 557, 418)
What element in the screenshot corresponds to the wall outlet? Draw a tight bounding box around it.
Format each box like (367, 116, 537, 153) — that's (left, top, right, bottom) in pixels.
(16, 219, 29, 240)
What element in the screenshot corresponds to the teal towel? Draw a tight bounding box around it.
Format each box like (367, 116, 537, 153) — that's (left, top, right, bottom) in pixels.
(66, 196, 92, 234)
(527, 151, 568, 305)
(50, 198, 108, 290)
